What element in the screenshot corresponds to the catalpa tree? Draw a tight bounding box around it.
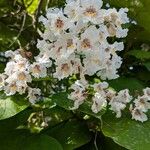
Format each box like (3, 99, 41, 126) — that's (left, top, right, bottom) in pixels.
(0, 0, 150, 150)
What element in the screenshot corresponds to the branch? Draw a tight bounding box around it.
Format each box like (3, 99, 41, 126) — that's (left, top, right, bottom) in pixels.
(9, 12, 26, 48)
(34, 0, 44, 29)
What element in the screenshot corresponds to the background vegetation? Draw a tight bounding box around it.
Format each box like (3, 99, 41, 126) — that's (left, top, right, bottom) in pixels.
(0, 0, 150, 149)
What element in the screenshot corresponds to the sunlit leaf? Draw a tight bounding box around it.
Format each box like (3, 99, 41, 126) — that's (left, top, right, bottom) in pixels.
(23, 0, 39, 14)
(0, 94, 28, 120)
(102, 111, 150, 150)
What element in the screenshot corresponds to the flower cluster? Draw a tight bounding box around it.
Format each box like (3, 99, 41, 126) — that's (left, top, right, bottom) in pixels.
(0, 50, 41, 104)
(130, 88, 150, 122)
(69, 80, 150, 122)
(0, 0, 149, 123)
(69, 80, 131, 116)
(38, 0, 129, 80)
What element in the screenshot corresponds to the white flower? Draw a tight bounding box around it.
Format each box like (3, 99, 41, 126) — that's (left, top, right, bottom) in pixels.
(68, 80, 87, 110)
(98, 25, 109, 43)
(83, 50, 102, 76)
(109, 89, 132, 118)
(17, 71, 32, 82)
(70, 20, 88, 35)
(64, 0, 81, 22)
(28, 88, 41, 104)
(78, 26, 99, 52)
(93, 82, 109, 92)
(80, 0, 103, 24)
(35, 50, 52, 68)
(17, 82, 28, 95)
(5, 71, 31, 84)
(46, 8, 73, 35)
(134, 95, 150, 112)
(5, 50, 19, 58)
(91, 92, 107, 113)
(105, 88, 116, 100)
(4, 82, 18, 96)
(0, 74, 6, 90)
(143, 87, 150, 99)
(30, 62, 47, 78)
(36, 40, 52, 51)
(4, 61, 16, 75)
(97, 54, 122, 80)
(131, 108, 148, 122)
(110, 101, 126, 118)
(51, 33, 77, 60)
(103, 8, 129, 38)
(54, 55, 81, 80)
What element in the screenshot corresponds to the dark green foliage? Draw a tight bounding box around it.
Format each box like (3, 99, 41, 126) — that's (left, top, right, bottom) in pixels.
(0, 0, 150, 150)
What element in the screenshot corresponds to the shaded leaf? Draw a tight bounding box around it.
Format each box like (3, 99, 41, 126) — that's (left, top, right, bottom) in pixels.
(43, 106, 73, 127)
(143, 62, 150, 71)
(127, 50, 150, 60)
(23, 134, 63, 150)
(108, 77, 145, 94)
(23, 0, 39, 14)
(45, 119, 91, 150)
(0, 108, 32, 132)
(0, 129, 63, 150)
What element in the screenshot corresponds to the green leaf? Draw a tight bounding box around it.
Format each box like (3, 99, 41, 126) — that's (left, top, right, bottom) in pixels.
(127, 50, 150, 60)
(0, 22, 18, 51)
(45, 119, 91, 150)
(43, 106, 73, 127)
(48, 0, 65, 7)
(23, 0, 39, 14)
(136, 71, 150, 82)
(102, 111, 150, 150)
(102, 137, 127, 150)
(143, 62, 150, 71)
(0, 0, 13, 17)
(0, 108, 32, 132)
(0, 129, 63, 150)
(108, 77, 145, 94)
(0, 94, 28, 120)
(51, 92, 106, 119)
(23, 134, 63, 150)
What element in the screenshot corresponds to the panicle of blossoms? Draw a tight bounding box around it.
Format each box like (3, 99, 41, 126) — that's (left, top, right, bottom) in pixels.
(68, 79, 133, 119)
(38, 0, 129, 81)
(69, 79, 108, 114)
(68, 79, 88, 110)
(0, 49, 42, 104)
(130, 88, 150, 122)
(1, 50, 32, 96)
